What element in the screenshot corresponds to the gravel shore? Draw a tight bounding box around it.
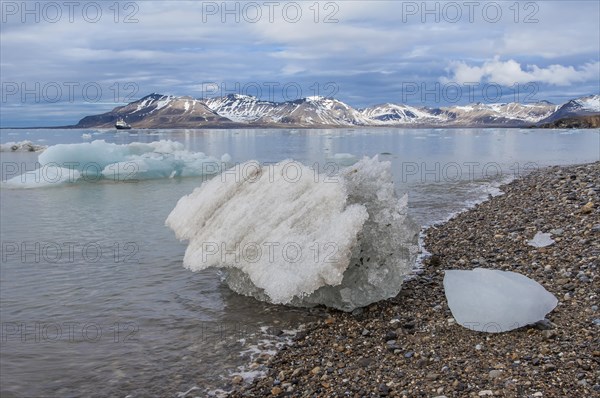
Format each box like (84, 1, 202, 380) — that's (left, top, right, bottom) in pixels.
(229, 162, 600, 398)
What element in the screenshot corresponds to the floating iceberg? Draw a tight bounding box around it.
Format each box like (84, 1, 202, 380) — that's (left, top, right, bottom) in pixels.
(166, 156, 420, 311)
(528, 232, 555, 248)
(444, 268, 558, 333)
(0, 140, 47, 152)
(3, 140, 229, 188)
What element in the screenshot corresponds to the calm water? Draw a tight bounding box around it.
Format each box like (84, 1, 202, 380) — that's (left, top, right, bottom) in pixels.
(1, 128, 599, 397)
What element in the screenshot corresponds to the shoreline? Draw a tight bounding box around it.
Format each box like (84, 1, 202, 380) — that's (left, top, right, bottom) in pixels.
(228, 161, 599, 397)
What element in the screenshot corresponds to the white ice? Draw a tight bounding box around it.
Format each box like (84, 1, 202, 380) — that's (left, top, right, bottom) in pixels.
(3, 140, 229, 188)
(528, 232, 555, 248)
(444, 268, 558, 333)
(327, 153, 357, 166)
(3, 166, 81, 188)
(166, 156, 419, 311)
(0, 140, 47, 152)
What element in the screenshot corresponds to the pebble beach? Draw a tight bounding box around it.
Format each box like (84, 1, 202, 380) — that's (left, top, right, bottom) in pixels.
(228, 161, 600, 398)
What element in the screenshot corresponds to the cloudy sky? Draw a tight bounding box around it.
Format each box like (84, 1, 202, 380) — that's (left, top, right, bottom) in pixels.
(1, 0, 599, 126)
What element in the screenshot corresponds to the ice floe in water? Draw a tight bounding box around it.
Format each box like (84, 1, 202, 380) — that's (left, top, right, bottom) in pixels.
(5, 166, 82, 188)
(166, 156, 419, 311)
(327, 153, 358, 166)
(0, 140, 47, 152)
(444, 268, 558, 333)
(528, 232, 555, 248)
(3, 140, 229, 188)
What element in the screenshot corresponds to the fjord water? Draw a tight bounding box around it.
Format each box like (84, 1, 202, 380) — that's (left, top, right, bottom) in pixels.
(1, 128, 599, 397)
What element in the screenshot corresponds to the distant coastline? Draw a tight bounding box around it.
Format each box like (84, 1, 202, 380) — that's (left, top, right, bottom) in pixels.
(2, 93, 598, 130)
(3, 114, 600, 130)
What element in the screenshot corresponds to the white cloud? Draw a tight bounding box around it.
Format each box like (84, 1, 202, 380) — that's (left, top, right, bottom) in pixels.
(443, 58, 600, 86)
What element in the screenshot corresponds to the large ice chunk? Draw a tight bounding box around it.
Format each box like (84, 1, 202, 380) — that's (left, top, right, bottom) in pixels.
(166, 156, 420, 311)
(444, 268, 558, 333)
(3, 140, 229, 188)
(0, 140, 47, 152)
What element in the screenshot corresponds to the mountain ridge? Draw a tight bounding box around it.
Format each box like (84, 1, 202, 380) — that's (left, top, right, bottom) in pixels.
(74, 93, 600, 129)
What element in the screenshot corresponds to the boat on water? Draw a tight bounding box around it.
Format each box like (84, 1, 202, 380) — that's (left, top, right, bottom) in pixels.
(115, 119, 132, 130)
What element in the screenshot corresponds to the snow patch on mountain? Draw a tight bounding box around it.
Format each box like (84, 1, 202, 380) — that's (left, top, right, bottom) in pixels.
(360, 103, 449, 125)
(572, 95, 600, 112)
(439, 102, 558, 125)
(204, 94, 279, 122)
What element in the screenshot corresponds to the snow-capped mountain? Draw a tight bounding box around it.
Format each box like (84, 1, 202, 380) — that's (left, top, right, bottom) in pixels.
(204, 94, 279, 122)
(437, 101, 559, 126)
(256, 96, 371, 126)
(75, 94, 599, 128)
(205, 96, 559, 126)
(540, 94, 600, 123)
(77, 93, 232, 128)
(360, 103, 450, 125)
(205, 94, 368, 126)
